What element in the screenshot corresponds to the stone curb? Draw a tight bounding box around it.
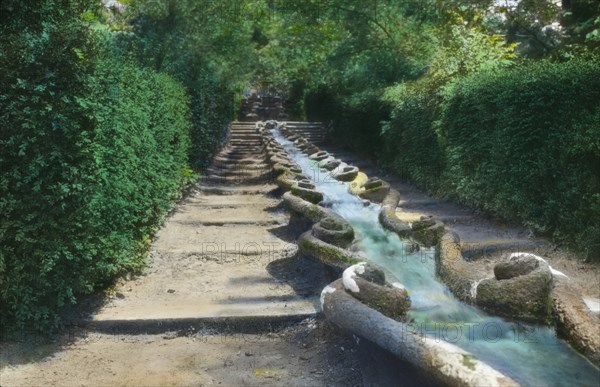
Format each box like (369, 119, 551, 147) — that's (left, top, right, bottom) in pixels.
(321, 279, 519, 387)
(437, 231, 600, 367)
(262, 123, 526, 383)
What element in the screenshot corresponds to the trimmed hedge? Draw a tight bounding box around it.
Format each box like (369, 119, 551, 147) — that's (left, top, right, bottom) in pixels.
(0, 11, 193, 329)
(380, 83, 445, 190)
(305, 88, 387, 158)
(440, 59, 600, 258)
(381, 59, 600, 259)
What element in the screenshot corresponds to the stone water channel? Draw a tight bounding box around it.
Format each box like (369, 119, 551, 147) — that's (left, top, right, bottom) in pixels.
(270, 128, 600, 386)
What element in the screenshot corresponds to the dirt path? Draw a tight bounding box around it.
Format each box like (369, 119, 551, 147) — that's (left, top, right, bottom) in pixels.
(2, 123, 387, 386)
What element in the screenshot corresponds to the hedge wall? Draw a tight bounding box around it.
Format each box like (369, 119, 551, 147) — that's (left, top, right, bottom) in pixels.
(440, 59, 600, 258)
(381, 59, 600, 259)
(380, 82, 445, 191)
(0, 12, 194, 329)
(305, 88, 387, 158)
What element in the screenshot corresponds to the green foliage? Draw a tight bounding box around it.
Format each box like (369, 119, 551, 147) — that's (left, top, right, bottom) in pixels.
(82, 47, 193, 283)
(440, 59, 600, 259)
(125, 0, 258, 167)
(379, 14, 516, 189)
(1, 0, 99, 329)
(380, 83, 444, 190)
(291, 1, 436, 157)
(0, 3, 193, 330)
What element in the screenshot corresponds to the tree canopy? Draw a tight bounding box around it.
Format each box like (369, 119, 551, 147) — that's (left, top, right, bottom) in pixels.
(1, 0, 598, 330)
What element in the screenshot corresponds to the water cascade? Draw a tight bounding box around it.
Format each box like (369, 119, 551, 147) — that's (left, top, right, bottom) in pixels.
(271, 128, 600, 386)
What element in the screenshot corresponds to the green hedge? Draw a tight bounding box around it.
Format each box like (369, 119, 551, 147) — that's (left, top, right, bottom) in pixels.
(381, 59, 600, 259)
(305, 88, 387, 158)
(440, 59, 600, 258)
(0, 9, 193, 329)
(380, 83, 445, 190)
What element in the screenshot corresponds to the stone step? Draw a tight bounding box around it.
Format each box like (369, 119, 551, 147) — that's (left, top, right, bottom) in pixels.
(229, 138, 263, 143)
(92, 299, 318, 323)
(205, 165, 270, 173)
(283, 121, 323, 125)
(210, 159, 269, 169)
(227, 144, 263, 149)
(215, 152, 266, 160)
(195, 183, 277, 195)
(286, 126, 323, 131)
(221, 146, 264, 152)
(92, 251, 318, 323)
(224, 142, 263, 147)
(182, 198, 278, 209)
(206, 161, 264, 169)
(229, 131, 259, 136)
(202, 172, 273, 185)
(167, 205, 281, 224)
(219, 146, 264, 152)
(212, 156, 268, 165)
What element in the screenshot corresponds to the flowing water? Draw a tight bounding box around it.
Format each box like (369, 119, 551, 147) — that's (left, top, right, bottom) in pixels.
(272, 129, 600, 386)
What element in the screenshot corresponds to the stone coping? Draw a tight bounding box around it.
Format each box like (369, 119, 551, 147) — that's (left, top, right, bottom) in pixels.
(262, 124, 523, 384)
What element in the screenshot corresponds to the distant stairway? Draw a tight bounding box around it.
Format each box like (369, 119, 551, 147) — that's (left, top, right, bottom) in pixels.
(283, 121, 327, 145)
(201, 122, 272, 185)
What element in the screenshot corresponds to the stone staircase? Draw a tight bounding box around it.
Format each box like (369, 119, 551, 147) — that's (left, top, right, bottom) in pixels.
(284, 121, 327, 145)
(239, 93, 287, 121)
(92, 121, 323, 326)
(202, 122, 272, 185)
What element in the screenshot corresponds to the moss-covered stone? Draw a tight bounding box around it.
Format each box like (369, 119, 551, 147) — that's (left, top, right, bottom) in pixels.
(494, 255, 539, 280)
(476, 256, 552, 322)
(382, 189, 401, 208)
(412, 221, 445, 247)
(272, 164, 289, 176)
(334, 165, 359, 182)
(352, 278, 411, 321)
(358, 178, 390, 203)
(298, 231, 360, 270)
(322, 159, 341, 171)
(462, 355, 477, 371)
(379, 207, 412, 238)
(282, 191, 329, 223)
(412, 216, 436, 230)
(291, 183, 324, 204)
(436, 232, 479, 303)
(312, 216, 355, 248)
(276, 173, 295, 191)
(355, 262, 386, 285)
(309, 150, 330, 161)
(341, 264, 411, 322)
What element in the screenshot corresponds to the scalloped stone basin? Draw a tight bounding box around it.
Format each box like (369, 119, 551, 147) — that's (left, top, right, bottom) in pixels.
(334, 165, 359, 182)
(342, 262, 411, 321)
(291, 182, 323, 204)
(312, 215, 355, 248)
(309, 150, 330, 161)
(322, 158, 341, 171)
(476, 254, 552, 322)
(297, 180, 316, 190)
(359, 177, 391, 203)
(270, 126, 600, 386)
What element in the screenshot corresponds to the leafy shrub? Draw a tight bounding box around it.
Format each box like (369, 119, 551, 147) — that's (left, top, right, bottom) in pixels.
(380, 82, 445, 190)
(440, 59, 600, 259)
(0, 8, 193, 330)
